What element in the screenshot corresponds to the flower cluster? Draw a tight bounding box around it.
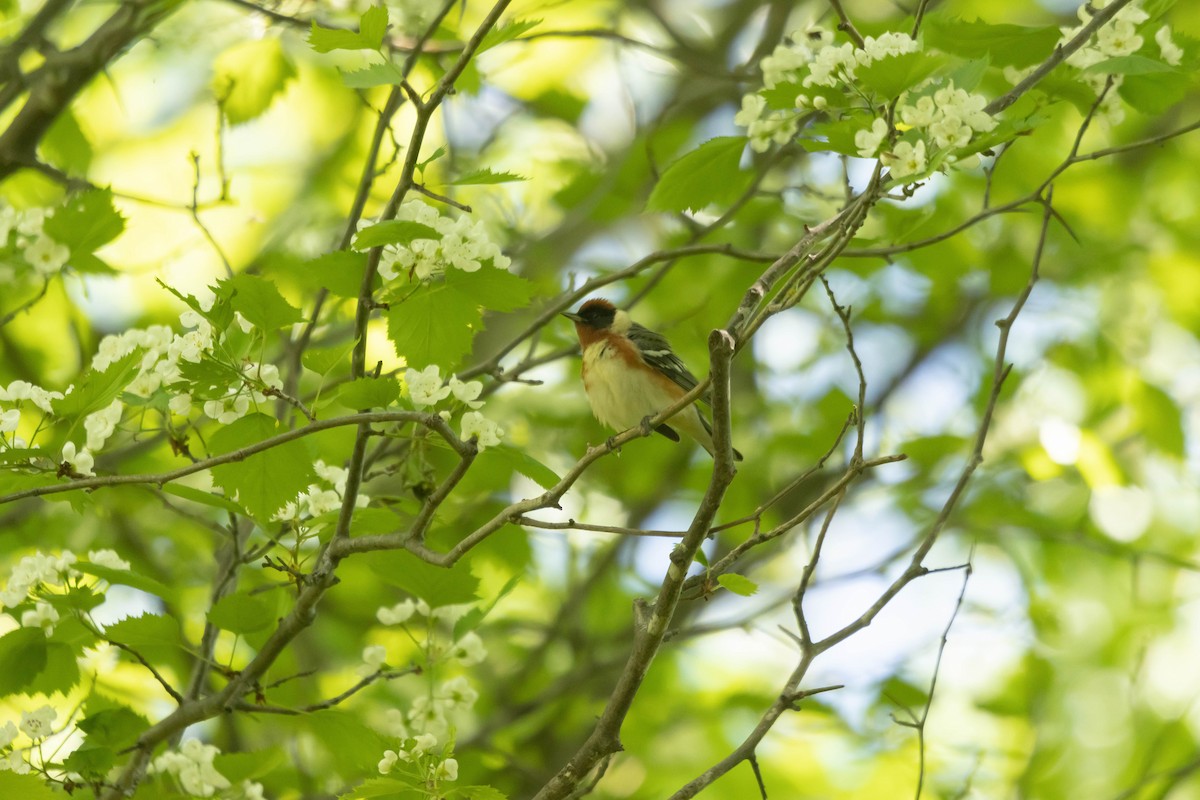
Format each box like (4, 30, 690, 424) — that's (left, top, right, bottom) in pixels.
(852, 82, 997, 179)
(0, 705, 56, 774)
(273, 459, 371, 522)
(149, 739, 232, 797)
(736, 29, 923, 153)
(0, 205, 69, 279)
(359, 201, 510, 283)
(0, 380, 64, 452)
(1049, 0, 1173, 126)
(0, 549, 129, 637)
(202, 361, 281, 425)
(404, 365, 502, 450)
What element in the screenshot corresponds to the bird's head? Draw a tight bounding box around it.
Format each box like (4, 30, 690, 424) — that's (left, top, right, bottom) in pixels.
(562, 298, 617, 330)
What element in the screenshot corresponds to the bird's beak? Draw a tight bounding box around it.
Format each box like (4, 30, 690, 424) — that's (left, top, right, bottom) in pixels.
(562, 311, 583, 323)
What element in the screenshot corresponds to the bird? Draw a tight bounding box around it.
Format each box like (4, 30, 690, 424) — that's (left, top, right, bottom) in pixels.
(563, 297, 743, 461)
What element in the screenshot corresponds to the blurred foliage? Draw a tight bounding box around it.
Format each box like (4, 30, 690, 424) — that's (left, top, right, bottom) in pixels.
(0, 0, 1199, 798)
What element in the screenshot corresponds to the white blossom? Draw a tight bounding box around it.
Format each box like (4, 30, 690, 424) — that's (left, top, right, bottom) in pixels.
(0, 408, 18, 432)
(436, 676, 479, 709)
(168, 393, 192, 416)
(406, 365, 451, 407)
(733, 94, 765, 128)
(449, 376, 484, 409)
(377, 599, 417, 625)
(1156, 26, 1183, 66)
(87, 549, 130, 571)
(1, 749, 29, 773)
(362, 644, 387, 671)
(460, 411, 503, 450)
(151, 739, 231, 797)
(854, 118, 889, 158)
(899, 96, 936, 128)
(378, 749, 402, 774)
(61, 441, 95, 477)
(0, 721, 17, 749)
(18, 706, 55, 740)
(434, 758, 459, 782)
(452, 631, 487, 666)
(24, 235, 69, 275)
(412, 732, 438, 753)
(884, 139, 927, 180)
(84, 399, 124, 451)
(20, 602, 59, 636)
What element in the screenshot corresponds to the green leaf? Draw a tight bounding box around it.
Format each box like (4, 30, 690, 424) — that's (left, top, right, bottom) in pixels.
(444, 267, 530, 311)
(44, 188, 125, 256)
(64, 745, 118, 778)
(453, 574, 521, 641)
(693, 548, 709, 567)
(485, 445, 561, 490)
(309, 5, 389, 53)
(104, 613, 186, 663)
(342, 61, 405, 88)
(717, 573, 758, 596)
(305, 710, 391, 773)
(646, 136, 751, 213)
(947, 57, 990, 92)
(213, 38, 296, 125)
(53, 348, 142, 418)
(215, 748, 285, 782)
(0, 627, 48, 694)
(77, 707, 149, 750)
(922, 16, 1060, 68)
(162, 483, 248, 516)
(75, 562, 172, 601)
(386, 283, 479, 370)
(209, 413, 317, 521)
(337, 376, 400, 409)
(300, 250, 367, 298)
(27, 641, 80, 695)
(760, 81, 805, 109)
(478, 18, 542, 54)
(798, 118, 862, 157)
(1084, 55, 1176, 75)
(208, 591, 280, 635)
(43, 110, 92, 174)
(0, 772, 61, 800)
(448, 168, 528, 185)
(451, 787, 509, 800)
(353, 220, 442, 251)
(303, 340, 356, 376)
(368, 550, 479, 607)
(1121, 70, 1191, 114)
(880, 676, 929, 709)
(856, 51, 946, 99)
(340, 777, 422, 798)
(216, 274, 304, 331)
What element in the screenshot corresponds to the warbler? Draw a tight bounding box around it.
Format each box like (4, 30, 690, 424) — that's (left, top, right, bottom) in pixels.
(563, 298, 743, 461)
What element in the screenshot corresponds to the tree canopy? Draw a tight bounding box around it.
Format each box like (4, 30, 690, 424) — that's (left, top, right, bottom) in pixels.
(0, 0, 1199, 798)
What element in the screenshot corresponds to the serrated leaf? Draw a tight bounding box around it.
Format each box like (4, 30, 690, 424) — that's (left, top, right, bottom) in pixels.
(485, 445, 560, 490)
(208, 591, 279, 635)
(162, 483, 248, 516)
(339, 776, 422, 798)
(454, 787, 509, 800)
(1084, 55, 1176, 75)
(216, 274, 304, 331)
(27, 641, 80, 695)
(368, 550, 479, 607)
(305, 710, 391, 773)
(717, 573, 758, 596)
(303, 340, 355, 376)
(104, 613, 185, 663)
(64, 745, 117, 778)
(448, 168, 528, 185)
(353, 220, 442, 251)
(209, 413, 317, 521)
(213, 38, 296, 125)
(52, 349, 142, 419)
(798, 118, 862, 157)
(76, 562, 172, 601)
(923, 16, 1060, 68)
(43, 110, 92, 174)
(300, 250, 367, 298)
(0, 772, 61, 800)
(215, 748, 285, 783)
(44, 188, 125, 256)
(0, 627, 48, 694)
(452, 574, 520, 641)
(444, 267, 529, 311)
(337, 376, 400, 409)
(857, 51, 946, 99)
(342, 60, 405, 88)
(77, 707, 149, 750)
(309, 5, 389, 53)
(646, 136, 751, 213)
(386, 283, 479, 370)
(478, 18, 542, 54)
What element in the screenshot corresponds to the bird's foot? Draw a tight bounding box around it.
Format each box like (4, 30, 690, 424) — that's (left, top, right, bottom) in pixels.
(639, 415, 655, 436)
(605, 434, 621, 455)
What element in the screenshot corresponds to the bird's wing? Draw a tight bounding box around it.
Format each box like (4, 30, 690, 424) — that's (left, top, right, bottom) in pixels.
(627, 322, 708, 402)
